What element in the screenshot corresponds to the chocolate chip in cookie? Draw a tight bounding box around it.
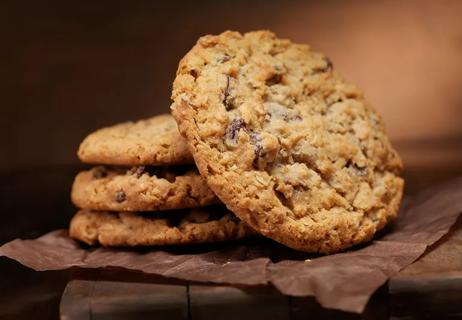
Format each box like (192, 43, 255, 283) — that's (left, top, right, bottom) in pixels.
(115, 190, 126, 203)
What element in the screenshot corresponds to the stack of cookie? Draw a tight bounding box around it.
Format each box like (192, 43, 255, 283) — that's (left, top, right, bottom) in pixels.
(70, 30, 404, 254)
(69, 115, 255, 247)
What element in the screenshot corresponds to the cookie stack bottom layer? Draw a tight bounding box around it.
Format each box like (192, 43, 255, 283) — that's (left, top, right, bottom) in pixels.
(70, 206, 256, 246)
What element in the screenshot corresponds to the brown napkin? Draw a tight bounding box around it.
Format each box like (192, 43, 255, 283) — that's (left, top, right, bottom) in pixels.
(1, 177, 462, 313)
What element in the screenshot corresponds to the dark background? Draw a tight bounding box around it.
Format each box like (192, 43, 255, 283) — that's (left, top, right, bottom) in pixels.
(2, 0, 462, 170)
(1, 0, 462, 319)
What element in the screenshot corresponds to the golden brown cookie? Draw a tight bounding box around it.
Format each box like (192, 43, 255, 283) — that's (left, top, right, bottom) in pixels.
(171, 30, 404, 253)
(71, 166, 218, 211)
(78, 114, 193, 166)
(69, 207, 255, 246)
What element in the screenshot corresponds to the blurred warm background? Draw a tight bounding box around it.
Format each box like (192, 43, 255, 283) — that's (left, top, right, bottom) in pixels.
(2, 0, 462, 169)
(1, 1, 462, 318)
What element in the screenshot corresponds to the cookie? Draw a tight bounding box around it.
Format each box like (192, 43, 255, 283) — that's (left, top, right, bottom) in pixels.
(69, 207, 255, 246)
(78, 114, 193, 166)
(71, 165, 218, 211)
(171, 30, 404, 253)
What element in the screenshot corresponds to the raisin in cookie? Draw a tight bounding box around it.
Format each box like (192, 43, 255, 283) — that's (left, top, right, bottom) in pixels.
(78, 114, 193, 166)
(71, 166, 218, 211)
(171, 30, 404, 253)
(69, 207, 255, 246)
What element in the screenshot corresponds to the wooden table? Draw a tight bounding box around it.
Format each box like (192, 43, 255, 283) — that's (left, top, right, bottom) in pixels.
(59, 219, 462, 320)
(0, 159, 461, 320)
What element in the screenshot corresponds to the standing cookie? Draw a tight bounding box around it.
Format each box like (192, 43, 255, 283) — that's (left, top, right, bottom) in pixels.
(78, 114, 193, 166)
(171, 30, 403, 253)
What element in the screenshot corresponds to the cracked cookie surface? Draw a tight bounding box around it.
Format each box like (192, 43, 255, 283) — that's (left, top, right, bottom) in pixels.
(78, 114, 193, 166)
(71, 165, 218, 211)
(69, 207, 255, 246)
(171, 30, 404, 253)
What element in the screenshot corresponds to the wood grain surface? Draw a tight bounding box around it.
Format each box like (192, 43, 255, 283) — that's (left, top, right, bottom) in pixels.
(389, 218, 462, 319)
(58, 219, 462, 320)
